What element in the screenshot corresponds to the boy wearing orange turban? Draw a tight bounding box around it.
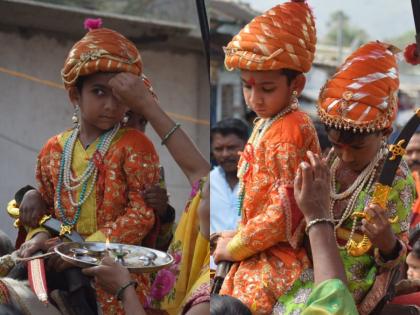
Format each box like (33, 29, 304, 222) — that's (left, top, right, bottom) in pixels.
(17, 19, 160, 314)
(213, 1, 321, 314)
(273, 41, 415, 314)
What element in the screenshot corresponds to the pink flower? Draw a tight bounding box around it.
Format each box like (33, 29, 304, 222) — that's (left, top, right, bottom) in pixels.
(150, 269, 176, 300)
(84, 18, 103, 31)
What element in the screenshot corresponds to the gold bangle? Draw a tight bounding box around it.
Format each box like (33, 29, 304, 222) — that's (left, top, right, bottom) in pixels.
(305, 218, 334, 234)
(161, 123, 181, 145)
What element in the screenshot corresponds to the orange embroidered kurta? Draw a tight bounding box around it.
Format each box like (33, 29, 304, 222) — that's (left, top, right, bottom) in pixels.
(35, 127, 159, 314)
(220, 111, 320, 315)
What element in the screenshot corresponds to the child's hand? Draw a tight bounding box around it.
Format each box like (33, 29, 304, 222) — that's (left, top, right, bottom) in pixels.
(109, 73, 157, 114)
(361, 204, 398, 256)
(141, 185, 169, 220)
(18, 232, 50, 258)
(213, 236, 235, 264)
(19, 189, 48, 228)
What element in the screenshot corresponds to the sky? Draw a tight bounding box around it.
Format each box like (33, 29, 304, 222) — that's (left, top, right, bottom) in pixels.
(240, 0, 415, 41)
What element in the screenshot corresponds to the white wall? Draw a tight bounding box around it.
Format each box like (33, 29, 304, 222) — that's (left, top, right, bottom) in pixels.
(0, 29, 209, 241)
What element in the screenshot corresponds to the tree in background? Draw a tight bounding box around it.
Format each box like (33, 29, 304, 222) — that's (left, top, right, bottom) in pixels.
(323, 10, 368, 47)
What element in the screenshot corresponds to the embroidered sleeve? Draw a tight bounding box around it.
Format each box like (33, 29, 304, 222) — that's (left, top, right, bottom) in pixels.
(228, 142, 311, 260)
(26, 138, 58, 240)
(35, 138, 57, 213)
(100, 142, 160, 244)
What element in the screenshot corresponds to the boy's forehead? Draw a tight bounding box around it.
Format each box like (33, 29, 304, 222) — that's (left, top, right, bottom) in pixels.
(240, 70, 283, 82)
(84, 72, 118, 85)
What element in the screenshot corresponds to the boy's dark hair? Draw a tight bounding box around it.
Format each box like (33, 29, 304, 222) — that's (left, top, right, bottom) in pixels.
(281, 68, 302, 85)
(409, 224, 420, 247)
(314, 121, 332, 152)
(210, 295, 252, 315)
(211, 118, 249, 143)
(411, 239, 420, 259)
(324, 125, 381, 144)
(75, 75, 86, 93)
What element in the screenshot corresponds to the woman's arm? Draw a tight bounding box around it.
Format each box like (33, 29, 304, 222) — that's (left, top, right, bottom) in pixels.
(109, 73, 210, 187)
(294, 151, 347, 285)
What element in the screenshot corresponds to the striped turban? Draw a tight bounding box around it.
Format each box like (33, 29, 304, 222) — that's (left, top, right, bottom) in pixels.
(318, 41, 400, 132)
(224, 0, 316, 73)
(61, 27, 143, 90)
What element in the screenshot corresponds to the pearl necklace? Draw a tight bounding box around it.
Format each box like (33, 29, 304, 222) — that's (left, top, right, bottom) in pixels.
(330, 146, 387, 249)
(236, 102, 297, 215)
(56, 124, 120, 226)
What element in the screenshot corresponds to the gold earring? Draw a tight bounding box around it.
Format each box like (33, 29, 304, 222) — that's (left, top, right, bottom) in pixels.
(291, 90, 299, 109)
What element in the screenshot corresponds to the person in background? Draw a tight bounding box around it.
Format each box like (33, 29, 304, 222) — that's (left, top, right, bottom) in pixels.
(210, 118, 248, 235)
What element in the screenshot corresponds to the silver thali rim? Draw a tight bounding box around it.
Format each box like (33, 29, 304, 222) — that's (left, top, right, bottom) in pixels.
(54, 241, 174, 273)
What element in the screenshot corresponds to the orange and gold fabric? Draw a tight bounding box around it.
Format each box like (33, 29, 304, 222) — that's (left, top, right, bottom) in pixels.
(224, 0, 316, 73)
(318, 41, 400, 132)
(220, 111, 321, 315)
(35, 128, 159, 314)
(60, 25, 157, 99)
(61, 28, 142, 89)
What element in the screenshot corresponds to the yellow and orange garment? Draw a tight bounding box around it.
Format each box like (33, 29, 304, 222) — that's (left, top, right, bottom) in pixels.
(318, 41, 400, 132)
(224, 0, 316, 73)
(220, 111, 320, 315)
(160, 179, 210, 315)
(32, 128, 159, 314)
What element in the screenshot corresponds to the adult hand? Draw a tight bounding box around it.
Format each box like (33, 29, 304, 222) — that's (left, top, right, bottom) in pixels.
(294, 151, 331, 222)
(46, 238, 74, 272)
(18, 232, 50, 258)
(109, 73, 157, 115)
(19, 189, 48, 228)
(142, 185, 169, 220)
(361, 204, 398, 256)
(82, 256, 131, 295)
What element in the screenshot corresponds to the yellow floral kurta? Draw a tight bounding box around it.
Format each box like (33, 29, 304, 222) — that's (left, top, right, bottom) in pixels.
(220, 111, 320, 315)
(33, 127, 159, 314)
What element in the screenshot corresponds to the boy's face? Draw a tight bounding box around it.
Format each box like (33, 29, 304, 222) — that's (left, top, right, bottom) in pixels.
(327, 129, 383, 172)
(71, 72, 128, 132)
(407, 252, 420, 280)
(241, 70, 296, 119)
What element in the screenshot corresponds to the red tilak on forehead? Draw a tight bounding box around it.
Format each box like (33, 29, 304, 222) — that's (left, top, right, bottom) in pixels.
(245, 76, 256, 85)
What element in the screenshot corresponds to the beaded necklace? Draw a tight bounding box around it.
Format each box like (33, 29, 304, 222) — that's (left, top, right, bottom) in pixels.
(329, 146, 387, 249)
(56, 124, 120, 227)
(236, 103, 297, 216)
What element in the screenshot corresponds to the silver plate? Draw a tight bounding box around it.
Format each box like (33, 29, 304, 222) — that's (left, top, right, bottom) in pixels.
(54, 242, 173, 273)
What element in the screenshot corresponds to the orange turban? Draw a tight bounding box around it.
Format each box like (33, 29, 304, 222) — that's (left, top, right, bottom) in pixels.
(318, 41, 400, 132)
(61, 27, 142, 89)
(224, 0, 316, 73)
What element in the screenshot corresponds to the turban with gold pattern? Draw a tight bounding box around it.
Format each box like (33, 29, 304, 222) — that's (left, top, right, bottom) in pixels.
(318, 41, 400, 132)
(224, 0, 316, 73)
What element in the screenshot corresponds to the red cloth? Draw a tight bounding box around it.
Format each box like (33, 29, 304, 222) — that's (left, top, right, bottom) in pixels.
(390, 292, 420, 307)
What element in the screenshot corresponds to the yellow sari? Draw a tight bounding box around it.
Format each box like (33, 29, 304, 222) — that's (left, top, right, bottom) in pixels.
(158, 180, 210, 315)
